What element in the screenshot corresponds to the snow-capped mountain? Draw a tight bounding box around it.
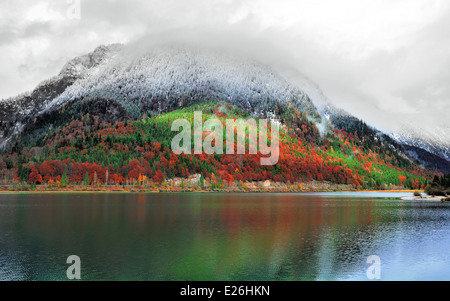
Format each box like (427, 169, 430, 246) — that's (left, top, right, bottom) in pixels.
(390, 126, 450, 161)
(0, 44, 121, 149)
(0, 43, 322, 150)
(44, 44, 319, 118)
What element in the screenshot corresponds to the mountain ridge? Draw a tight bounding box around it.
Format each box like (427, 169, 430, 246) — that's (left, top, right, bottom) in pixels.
(0, 44, 121, 149)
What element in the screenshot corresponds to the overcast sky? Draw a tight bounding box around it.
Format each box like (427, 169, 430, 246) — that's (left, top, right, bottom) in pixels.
(1, 0, 449, 136)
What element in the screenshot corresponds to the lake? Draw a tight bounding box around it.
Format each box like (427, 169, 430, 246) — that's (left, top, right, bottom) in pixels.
(0, 192, 449, 281)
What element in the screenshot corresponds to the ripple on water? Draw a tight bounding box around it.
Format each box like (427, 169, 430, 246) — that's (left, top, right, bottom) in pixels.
(0, 192, 450, 280)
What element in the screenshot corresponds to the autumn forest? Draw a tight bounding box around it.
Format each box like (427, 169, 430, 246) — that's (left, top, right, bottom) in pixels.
(0, 101, 438, 192)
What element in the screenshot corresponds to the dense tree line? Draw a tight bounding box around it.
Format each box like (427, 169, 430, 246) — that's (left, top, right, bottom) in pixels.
(425, 174, 450, 196)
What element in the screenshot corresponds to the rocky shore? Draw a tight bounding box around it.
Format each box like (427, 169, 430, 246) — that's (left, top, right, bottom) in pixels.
(401, 195, 450, 202)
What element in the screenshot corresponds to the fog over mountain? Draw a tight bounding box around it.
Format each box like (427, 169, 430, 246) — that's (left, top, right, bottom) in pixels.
(0, 0, 449, 160)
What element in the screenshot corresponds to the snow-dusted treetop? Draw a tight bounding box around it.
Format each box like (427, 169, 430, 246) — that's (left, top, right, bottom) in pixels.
(46, 43, 322, 119)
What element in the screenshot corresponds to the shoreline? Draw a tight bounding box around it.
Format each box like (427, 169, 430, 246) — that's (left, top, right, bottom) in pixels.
(2, 189, 449, 202)
(0, 188, 424, 194)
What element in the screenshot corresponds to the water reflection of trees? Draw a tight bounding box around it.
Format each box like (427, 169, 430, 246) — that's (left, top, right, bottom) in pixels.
(2, 193, 447, 280)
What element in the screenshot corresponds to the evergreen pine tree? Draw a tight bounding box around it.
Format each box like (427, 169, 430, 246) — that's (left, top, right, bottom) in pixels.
(199, 174, 205, 189)
(83, 173, 90, 186)
(61, 172, 69, 187)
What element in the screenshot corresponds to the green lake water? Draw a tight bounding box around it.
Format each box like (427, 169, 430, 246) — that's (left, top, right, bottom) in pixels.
(0, 192, 449, 281)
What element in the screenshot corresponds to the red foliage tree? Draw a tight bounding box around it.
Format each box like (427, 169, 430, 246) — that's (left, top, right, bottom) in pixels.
(153, 169, 164, 184)
(28, 167, 43, 184)
(399, 175, 407, 186)
(39, 160, 65, 182)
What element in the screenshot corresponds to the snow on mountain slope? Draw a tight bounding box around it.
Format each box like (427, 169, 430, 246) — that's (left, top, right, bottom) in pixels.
(390, 125, 450, 161)
(45, 44, 320, 120)
(1, 43, 329, 150)
(0, 44, 122, 149)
